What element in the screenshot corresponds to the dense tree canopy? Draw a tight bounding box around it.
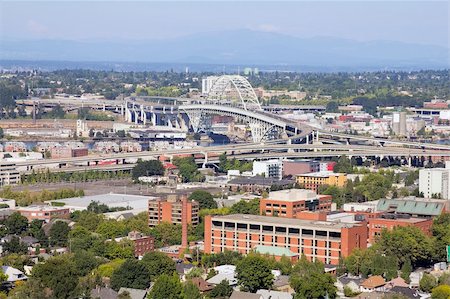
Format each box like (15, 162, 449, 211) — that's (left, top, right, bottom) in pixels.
(209, 279, 233, 298)
(148, 274, 183, 299)
(110, 259, 151, 291)
(131, 159, 164, 180)
(49, 221, 70, 247)
(236, 254, 274, 293)
(173, 157, 204, 183)
(31, 255, 80, 299)
(189, 190, 217, 209)
(4, 212, 28, 235)
(290, 256, 337, 299)
(141, 251, 176, 281)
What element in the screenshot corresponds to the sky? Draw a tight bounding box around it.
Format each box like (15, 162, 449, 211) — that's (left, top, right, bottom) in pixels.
(0, 1, 449, 48)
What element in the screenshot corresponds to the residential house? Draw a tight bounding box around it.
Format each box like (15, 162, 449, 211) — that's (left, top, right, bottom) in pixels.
(390, 286, 421, 299)
(230, 291, 263, 299)
(118, 287, 147, 299)
(386, 277, 409, 289)
(1, 266, 28, 282)
(273, 275, 294, 293)
(360, 276, 386, 292)
(190, 277, 214, 293)
(256, 289, 293, 299)
(336, 276, 363, 294)
(90, 287, 118, 299)
(175, 262, 195, 281)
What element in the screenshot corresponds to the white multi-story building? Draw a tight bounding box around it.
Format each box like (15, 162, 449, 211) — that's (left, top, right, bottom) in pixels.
(0, 163, 20, 186)
(419, 167, 450, 199)
(253, 159, 283, 180)
(201, 76, 219, 95)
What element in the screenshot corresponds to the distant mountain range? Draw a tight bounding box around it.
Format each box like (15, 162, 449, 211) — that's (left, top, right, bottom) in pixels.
(1, 30, 449, 71)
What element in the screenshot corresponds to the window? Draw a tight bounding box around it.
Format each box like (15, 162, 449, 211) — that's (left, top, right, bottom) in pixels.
(316, 230, 327, 237)
(250, 224, 260, 230)
(289, 228, 300, 234)
(224, 222, 235, 229)
(329, 232, 341, 238)
(237, 223, 247, 230)
(263, 225, 273, 232)
(276, 226, 286, 233)
(302, 229, 313, 235)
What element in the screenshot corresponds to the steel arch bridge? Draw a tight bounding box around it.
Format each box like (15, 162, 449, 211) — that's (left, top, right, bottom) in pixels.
(207, 75, 261, 110)
(180, 104, 304, 143)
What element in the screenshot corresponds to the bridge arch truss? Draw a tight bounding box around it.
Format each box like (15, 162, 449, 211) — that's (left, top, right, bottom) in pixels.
(180, 104, 295, 143)
(207, 75, 261, 110)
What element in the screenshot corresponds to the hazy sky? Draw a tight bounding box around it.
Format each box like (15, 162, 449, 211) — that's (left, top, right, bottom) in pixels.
(0, 1, 448, 48)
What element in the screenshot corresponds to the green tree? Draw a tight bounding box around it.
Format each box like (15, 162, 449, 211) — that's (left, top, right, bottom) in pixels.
(29, 219, 47, 245)
(185, 267, 203, 279)
(49, 221, 70, 246)
(189, 190, 217, 209)
(148, 274, 183, 299)
(96, 259, 125, 278)
(355, 173, 393, 201)
(110, 259, 151, 291)
(400, 259, 412, 283)
(431, 214, 450, 261)
(230, 198, 260, 215)
(431, 285, 450, 299)
(150, 222, 182, 247)
(96, 220, 126, 238)
(378, 226, 433, 267)
(236, 254, 274, 293)
(3, 236, 27, 254)
(183, 280, 202, 299)
(73, 250, 99, 276)
(47, 104, 66, 118)
(4, 212, 28, 235)
(420, 273, 437, 293)
(31, 255, 79, 299)
(141, 251, 176, 281)
(290, 256, 337, 299)
(326, 101, 339, 112)
(173, 157, 204, 183)
(333, 156, 353, 174)
(132, 160, 164, 180)
(209, 279, 233, 298)
(438, 272, 450, 286)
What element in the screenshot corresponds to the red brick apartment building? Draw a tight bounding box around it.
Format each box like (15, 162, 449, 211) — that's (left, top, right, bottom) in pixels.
(148, 196, 199, 227)
(204, 214, 367, 265)
(128, 231, 155, 257)
(367, 215, 433, 244)
(260, 189, 332, 218)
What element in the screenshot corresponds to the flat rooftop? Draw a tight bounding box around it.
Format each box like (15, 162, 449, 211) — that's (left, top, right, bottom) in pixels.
(46, 193, 157, 211)
(372, 216, 431, 223)
(17, 205, 68, 212)
(297, 171, 345, 178)
(211, 214, 359, 229)
(267, 189, 318, 202)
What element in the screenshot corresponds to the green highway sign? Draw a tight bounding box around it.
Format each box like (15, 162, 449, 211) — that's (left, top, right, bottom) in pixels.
(447, 246, 450, 262)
